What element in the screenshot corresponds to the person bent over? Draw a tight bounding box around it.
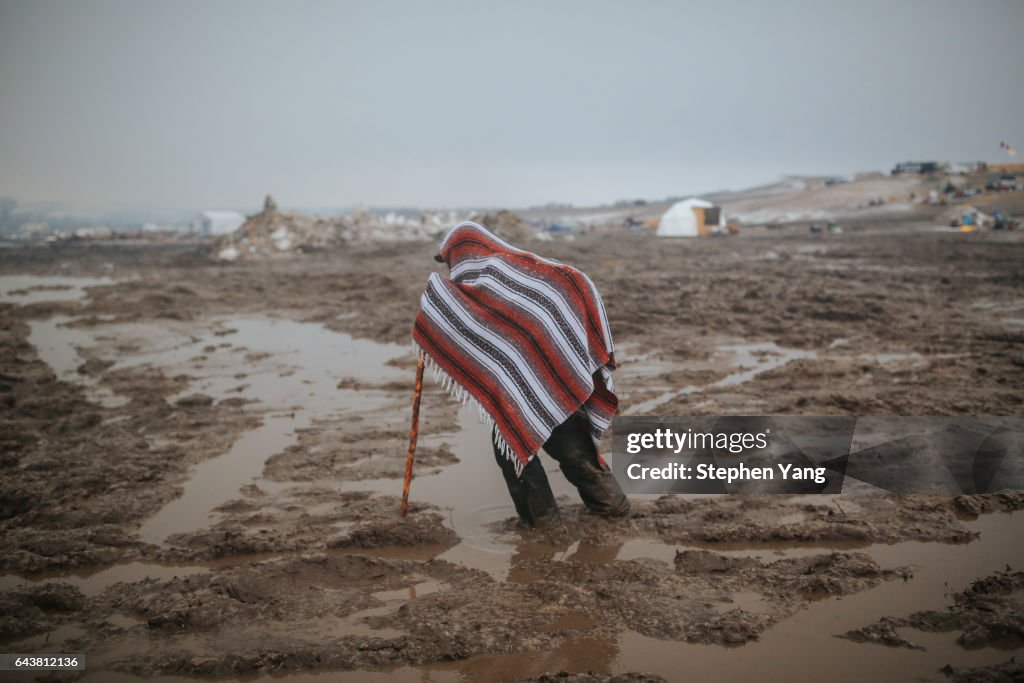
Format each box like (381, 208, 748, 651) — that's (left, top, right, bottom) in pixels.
(494, 411, 629, 528)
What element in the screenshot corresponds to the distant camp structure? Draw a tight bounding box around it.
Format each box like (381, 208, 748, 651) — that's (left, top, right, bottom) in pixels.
(656, 198, 724, 237)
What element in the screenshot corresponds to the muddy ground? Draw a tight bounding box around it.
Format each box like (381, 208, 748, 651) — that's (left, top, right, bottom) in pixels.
(1, 216, 1023, 681)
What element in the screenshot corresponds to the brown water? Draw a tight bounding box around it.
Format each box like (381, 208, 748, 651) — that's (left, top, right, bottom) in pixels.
(63, 511, 1021, 682)
(24, 313, 408, 543)
(12, 510, 1022, 683)
(602, 512, 1023, 683)
(10, 304, 1023, 682)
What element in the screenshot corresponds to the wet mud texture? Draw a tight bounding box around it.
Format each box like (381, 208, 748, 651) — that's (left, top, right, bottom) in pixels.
(502, 493, 1024, 547)
(0, 309, 261, 574)
(2, 225, 1024, 679)
(0, 543, 904, 677)
(514, 675, 667, 683)
(158, 490, 458, 562)
(262, 402, 460, 483)
(843, 568, 1024, 650)
(941, 658, 1024, 683)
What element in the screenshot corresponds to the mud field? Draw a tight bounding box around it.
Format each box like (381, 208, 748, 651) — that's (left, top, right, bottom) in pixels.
(1, 219, 1023, 682)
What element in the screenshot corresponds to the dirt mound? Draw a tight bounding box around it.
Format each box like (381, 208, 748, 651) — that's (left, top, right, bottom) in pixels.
(213, 200, 344, 261)
(474, 209, 539, 243)
(212, 196, 446, 261)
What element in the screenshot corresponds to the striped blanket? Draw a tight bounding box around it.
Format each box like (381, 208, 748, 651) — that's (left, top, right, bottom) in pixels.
(412, 221, 618, 475)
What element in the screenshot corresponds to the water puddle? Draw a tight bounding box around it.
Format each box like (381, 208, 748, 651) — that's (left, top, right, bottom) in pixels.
(330, 577, 447, 640)
(10, 286, 1023, 681)
(27, 315, 129, 407)
(0, 550, 378, 600)
(606, 511, 1024, 682)
(625, 342, 817, 415)
(0, 562, 209, 597)
(0, 274, 115, 305)
(711, 590, 772, 615)
(139, 412, 307, 543)
(325, 400, 582, 577)
(324, 512, 1019, 682)
(317, 512, 1018, 681)
(22, 312, 408, 544)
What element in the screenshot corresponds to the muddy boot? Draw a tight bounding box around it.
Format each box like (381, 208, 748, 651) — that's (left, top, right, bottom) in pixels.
(493, 432, 559, 528)
(544, 412, 630, 518)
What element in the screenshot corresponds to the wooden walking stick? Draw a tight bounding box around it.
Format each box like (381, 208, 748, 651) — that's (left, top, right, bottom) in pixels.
(400, 351, 426, 517)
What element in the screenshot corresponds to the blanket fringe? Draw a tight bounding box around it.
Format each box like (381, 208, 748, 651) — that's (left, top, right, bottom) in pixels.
(413, 343, 527, 478)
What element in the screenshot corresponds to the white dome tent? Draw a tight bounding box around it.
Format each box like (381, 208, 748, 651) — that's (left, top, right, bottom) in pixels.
(656, 198, 724, 237)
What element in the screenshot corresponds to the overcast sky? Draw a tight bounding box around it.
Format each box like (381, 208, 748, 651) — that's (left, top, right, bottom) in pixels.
(1, 0, 1021, 211)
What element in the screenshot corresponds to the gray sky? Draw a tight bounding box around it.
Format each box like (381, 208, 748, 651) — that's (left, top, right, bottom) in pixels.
(1, 0, 1022, 210)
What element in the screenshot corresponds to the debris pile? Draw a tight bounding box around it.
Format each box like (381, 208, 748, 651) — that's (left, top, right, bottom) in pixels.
(213, 196, 339, 261)
(473, 209, 540, 243)
(338, 209, 439, 243)
(211, 196, 552, 261)
(213, 196, 450, 261)
(944, 205, 994, 231)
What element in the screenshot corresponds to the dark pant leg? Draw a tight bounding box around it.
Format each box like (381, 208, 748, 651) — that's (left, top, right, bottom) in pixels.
(542, 412, 630, 517)
(493, 429, 559, 528)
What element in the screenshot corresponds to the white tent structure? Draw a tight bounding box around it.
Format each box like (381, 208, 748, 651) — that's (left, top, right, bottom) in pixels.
(656, 198, 724, 237)
(192, 210, 246, 236)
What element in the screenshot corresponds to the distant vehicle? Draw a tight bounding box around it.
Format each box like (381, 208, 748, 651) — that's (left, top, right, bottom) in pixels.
(986, 175, 1018, 191)
(824, 177, 848, 186)
(892, 161, 940, 175)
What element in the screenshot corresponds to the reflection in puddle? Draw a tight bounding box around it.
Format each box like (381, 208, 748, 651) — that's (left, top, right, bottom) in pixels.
(321, 397, 584, 577)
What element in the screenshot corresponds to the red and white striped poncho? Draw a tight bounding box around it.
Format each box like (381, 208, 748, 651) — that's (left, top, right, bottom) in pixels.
(412, 222, 618, 475)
